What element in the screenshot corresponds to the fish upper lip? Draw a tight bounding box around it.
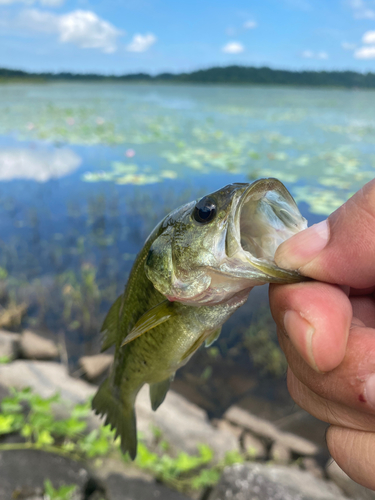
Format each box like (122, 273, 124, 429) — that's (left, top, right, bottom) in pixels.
(224, 178, 307, 282)
(231, 178, 302, 260)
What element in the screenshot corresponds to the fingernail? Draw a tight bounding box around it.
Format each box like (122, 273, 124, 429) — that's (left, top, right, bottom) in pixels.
(275, 219, 329, 271)
(365, 374, 375, 409)
(284, 310, 320, 373)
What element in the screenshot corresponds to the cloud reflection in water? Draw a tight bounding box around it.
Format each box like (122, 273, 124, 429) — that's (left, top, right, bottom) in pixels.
(0, 147, 82, 181)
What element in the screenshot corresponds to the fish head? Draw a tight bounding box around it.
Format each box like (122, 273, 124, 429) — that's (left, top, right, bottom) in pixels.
(145, 178, 308, 305)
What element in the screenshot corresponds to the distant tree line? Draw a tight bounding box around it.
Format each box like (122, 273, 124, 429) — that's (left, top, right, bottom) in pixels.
(1, 65, 375, 88)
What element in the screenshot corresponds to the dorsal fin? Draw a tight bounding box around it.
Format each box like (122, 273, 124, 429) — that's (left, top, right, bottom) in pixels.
(121, 300, 176, 347)
(100, 294, 123, 352)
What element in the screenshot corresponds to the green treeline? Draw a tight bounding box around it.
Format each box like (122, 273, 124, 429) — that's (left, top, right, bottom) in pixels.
(1, 65, 375, 88)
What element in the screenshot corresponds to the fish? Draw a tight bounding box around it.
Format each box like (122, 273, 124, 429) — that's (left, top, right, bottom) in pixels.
(92, 178, 308, 459)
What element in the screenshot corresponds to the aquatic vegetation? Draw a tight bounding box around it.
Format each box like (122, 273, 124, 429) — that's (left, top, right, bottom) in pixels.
(82, 161, 164, 185)
(293, 186, 349, 215)
(0, 388, 243, 494)
(43, 480, 78, 500)
(243, 306, 287, 377)
(131, 435, 244, 492)
(0, 388, 110, 459)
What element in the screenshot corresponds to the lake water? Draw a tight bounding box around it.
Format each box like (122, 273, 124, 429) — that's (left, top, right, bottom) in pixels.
(1, 82, 374, 418)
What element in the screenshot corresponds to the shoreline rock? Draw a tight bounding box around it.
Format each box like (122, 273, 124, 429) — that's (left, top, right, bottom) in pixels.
(208, 463, 349, 500)
(79, 353, 113, 382)
(20, 329, 59, 360)
(1, 358, 374, 500)
(224, 405, 318, 457)
(0, 329, 20, 360)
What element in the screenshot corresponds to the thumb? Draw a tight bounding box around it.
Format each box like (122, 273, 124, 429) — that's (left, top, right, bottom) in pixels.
(275, 179, 375, 288)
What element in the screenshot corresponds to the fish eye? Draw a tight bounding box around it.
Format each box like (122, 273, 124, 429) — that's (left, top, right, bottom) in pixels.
(193, 197, 217, 224)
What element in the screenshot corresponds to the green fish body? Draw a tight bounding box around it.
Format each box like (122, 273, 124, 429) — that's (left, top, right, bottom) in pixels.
(92, 179, 308, 459)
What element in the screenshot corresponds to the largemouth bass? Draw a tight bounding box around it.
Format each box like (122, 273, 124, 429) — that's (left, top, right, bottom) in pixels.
(92, 178, 307, 459)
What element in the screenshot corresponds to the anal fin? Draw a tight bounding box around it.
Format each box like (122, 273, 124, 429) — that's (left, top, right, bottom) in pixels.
(149, 375, 173, 411)
(205, 327, 222, 347)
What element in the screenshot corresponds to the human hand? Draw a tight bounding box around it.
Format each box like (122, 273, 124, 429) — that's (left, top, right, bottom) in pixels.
(269, 178, 375, 490)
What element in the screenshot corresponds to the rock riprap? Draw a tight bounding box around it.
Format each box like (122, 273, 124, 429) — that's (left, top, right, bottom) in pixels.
(208, 463, 349, 500)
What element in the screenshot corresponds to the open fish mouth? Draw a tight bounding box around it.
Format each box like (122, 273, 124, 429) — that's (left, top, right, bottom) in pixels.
(226, 178, 308, 282)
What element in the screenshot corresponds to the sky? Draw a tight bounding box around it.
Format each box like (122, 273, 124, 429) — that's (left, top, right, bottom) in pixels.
(1, 0, 375, 74)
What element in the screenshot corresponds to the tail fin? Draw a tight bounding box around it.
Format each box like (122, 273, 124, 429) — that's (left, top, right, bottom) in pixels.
(92, 378, 137, 460)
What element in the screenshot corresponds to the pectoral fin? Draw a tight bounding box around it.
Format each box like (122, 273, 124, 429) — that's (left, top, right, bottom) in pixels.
(121, 300, 176, 347)
(149, 375, 174, 411)
(100, 294, 123, 352)
(205, 327, 221, 347)
(180, 332, 206, 362)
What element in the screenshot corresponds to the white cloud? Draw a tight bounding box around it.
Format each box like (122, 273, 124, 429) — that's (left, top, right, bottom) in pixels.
(222, 41, 244, 54)
(341, 41, 357, 50)
(301, 50, 328, 59)
(59, 10, 122, 53)
(0, 148, 81, 181)
(355, 45, 375, 58)
(301, 50, 314, 58)
(18, 9, 123, 53)
(348, 0, 375, 19)
(126, 33, 156, 52)
(356, 8, 375, 18)
(363, 30, 375, 44)
(244, 20, 257, 29)
(0, 0, 63, 5)
(354, 30, 375, 58)
(18, 9, 59, 33)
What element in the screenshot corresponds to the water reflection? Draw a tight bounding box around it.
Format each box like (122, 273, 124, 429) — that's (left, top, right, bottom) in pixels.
(0, 146, 81, 181)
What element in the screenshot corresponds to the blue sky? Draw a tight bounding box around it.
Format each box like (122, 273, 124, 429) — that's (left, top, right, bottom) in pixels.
(1, 0, 375, 74)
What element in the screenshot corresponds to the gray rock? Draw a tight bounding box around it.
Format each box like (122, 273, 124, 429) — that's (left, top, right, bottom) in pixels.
(0, 329, 20, 360)
(135, 385, 240, 460)
(20, 330, 59, 360)
(225, 406, 279, 440)
(79, 354, 113, 381)
(301, 458, 324, 480)
(0, 383, 10, 403)
(326, 459, 375, 500)
(208, 463, 349, 500)
(225, 406, 318, 456)
(214, 419, 243, 439)
(242, 433, 267, 460)
(0, 449, 89, 500)
(0, 360, 96, 402)
(105, 474, 190, 500)
(270, 441, 292, 464)
(276, 431, 318, 457)
(89, 456, 154, 484)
